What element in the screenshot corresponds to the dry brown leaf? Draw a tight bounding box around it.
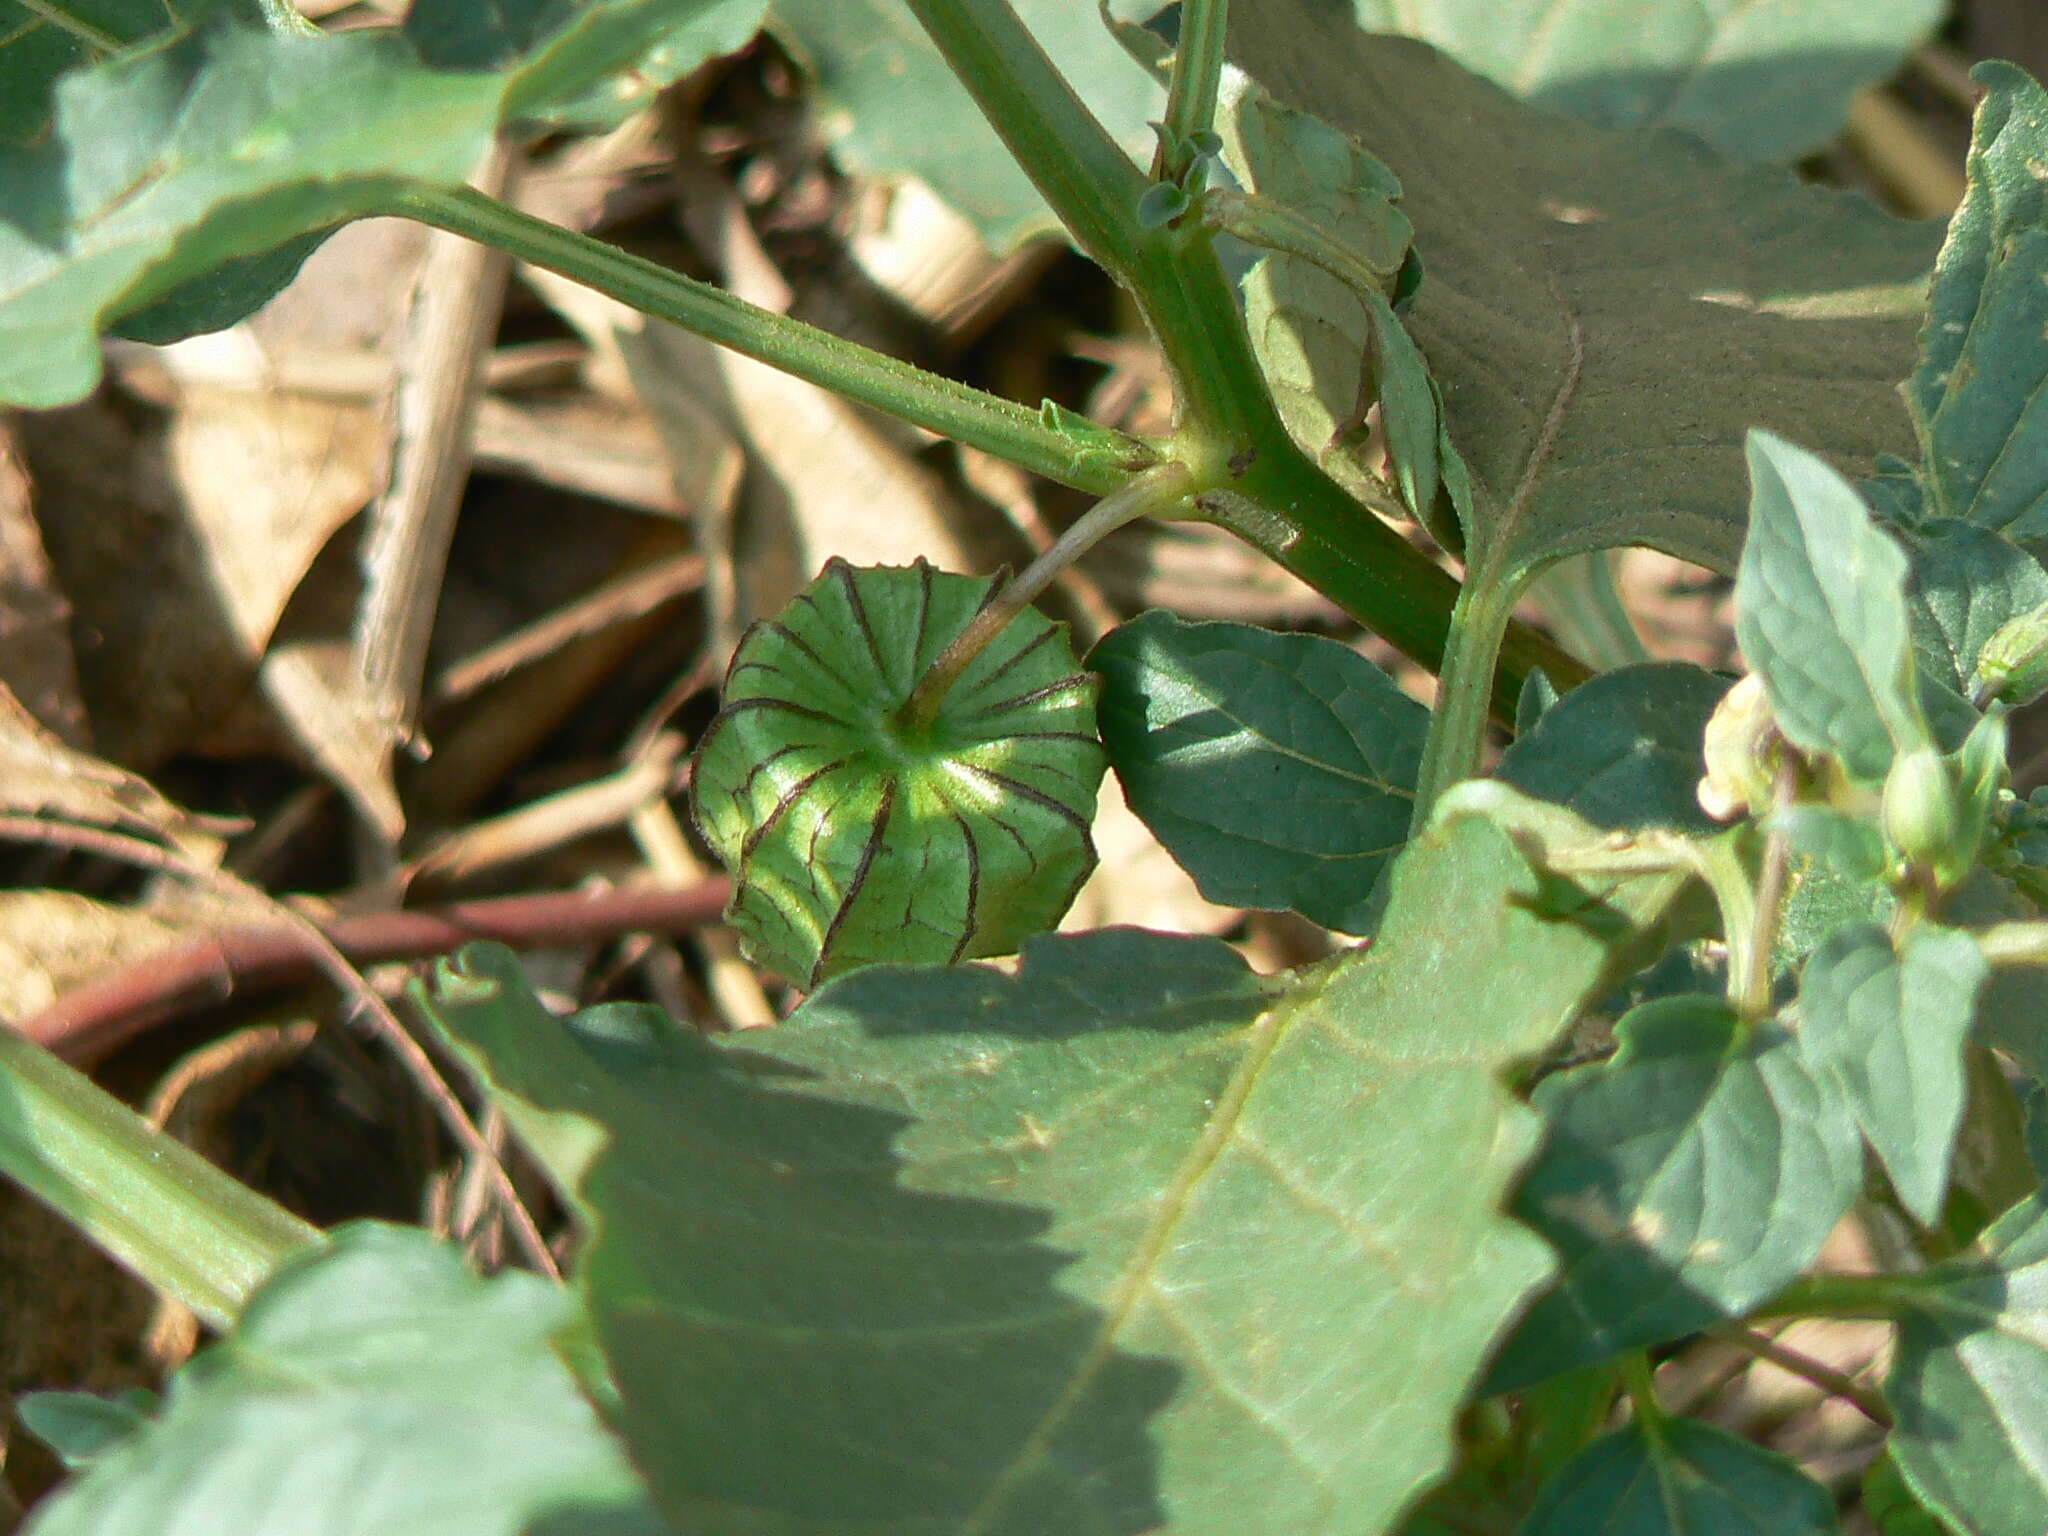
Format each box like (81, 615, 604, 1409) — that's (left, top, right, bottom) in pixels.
(0, 419, 89, 748)
(0, 684, 227, 862)
(0, 891, 193, 1021)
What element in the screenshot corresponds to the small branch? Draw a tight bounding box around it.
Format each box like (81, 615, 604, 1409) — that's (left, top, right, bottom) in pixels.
(388, 183, 1154, 496)
(1409, 567, 1525, 824)
(1977, 921, 2048, 969)
(900, 463, 1193, 728)
(1742, 761, 1799, 1017)
(1711, 1324, 1892, 1427)
(1156, 0, 1230, 185)
(16, 880, 731, 1064)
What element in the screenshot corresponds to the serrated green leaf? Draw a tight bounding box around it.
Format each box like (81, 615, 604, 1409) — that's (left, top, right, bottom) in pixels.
(0, 2, 758, 399)
(1487, 995, 1863, 1392)
(423, 808, 1684, 1535)
(1796, 924, 1988, 1226)
(1905, 522, 2048, 698)
(1227, 16, 1939, 589)
(768, 0, 1162, 250)
(25, 1223, 661, 1536)
(1496, 662, 1730, 835)
(1887, 1199, 2048, 1536)
(1909, 64, 2048, 537)
(1088, 609, 1427, 935)
(690, 559, 1105, 987)
(1518, 1416, 1843, 1535)
(1736, 431, 1924, 783)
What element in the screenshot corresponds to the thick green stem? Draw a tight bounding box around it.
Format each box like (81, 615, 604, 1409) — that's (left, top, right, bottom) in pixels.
(0, 1029, 322, 1330)
(1411, 568, 1525, 822)
(1156, 0, 1230, 184)
(387, 183, 1154, 496)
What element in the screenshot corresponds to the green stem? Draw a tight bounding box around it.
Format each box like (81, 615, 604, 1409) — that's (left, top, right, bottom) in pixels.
(1752, 1270, 1931, 1321)
(0, 1030, 322, 1331)
(902, 463, 1194, 727)
(1976, 921, 2048, 968)
(1620, 1353, 1667, 1435)
(1411, 567, 1526, 822)
(1156, 0, 1230, 184)
(900, 0, 1152, 277)
(386, 183, 1155, 496)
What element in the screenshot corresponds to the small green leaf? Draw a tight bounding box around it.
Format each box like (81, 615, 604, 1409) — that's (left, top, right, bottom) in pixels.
(1736, 431, 1924, 783)
(24, 1223, 660, 1536)
(1089, 610, 1427, 935)
(1496, 662, 1730, 835)
(1905, 522, 2048, 700)
(424, 808, 1685, 1535)
(1228, 17, 1939, 586)
(691, 559, 1105, 986)
(1909, 64, 2048, 538)
(1487, 995, 1863, 1392)
(1887, 1199, 2048, 1536)
(1352, 0, 1941, 163)
(16, 1388, 156, 1467)
(1771, 808, 1889, 884)
(1796, 924, 1988, 1225)
(1518, 1416, 1843, 1535)
(768, 0, 1163, 250)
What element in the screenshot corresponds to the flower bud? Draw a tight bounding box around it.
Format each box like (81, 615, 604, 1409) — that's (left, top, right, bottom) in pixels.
(1882, 746, 1963, 880)
(1971, 607, 2048, 707)
(1697, 674, 1780, 821)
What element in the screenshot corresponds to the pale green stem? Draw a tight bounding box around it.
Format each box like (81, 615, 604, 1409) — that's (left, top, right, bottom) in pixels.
(1201, 188, 1401, 297)
(1752, 1271, 1933, 1321)
(0, 1030, 322, 1330)
(901, 463, 1196, 728)
(1411, 569, 1526, 825)
(1976, 922, 2048, 967)
(1620, 1353, 1667, 1435)
(1693, 833, 1768, 1021)
(1156, 0, 1231, 184)
(387, 184, 1155, 496)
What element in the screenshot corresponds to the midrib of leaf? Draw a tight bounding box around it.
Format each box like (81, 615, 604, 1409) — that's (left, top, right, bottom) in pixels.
(1491, 271, 1586, 586)
(958, 964, 1322, 1535)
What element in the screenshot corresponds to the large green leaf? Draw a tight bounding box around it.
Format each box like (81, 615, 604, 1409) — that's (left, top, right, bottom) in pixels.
(1496, 662, 1729, 835)
(1352, 0, 1941, 163)
(24, 1223, 661, 1535)
(1796, 923, 1988, 1226)
(1887, 1199, 2048, 1536)
(1518, 1416, 1843, 1535)
(1735, 431, 1923, 784)
(423, 807, 1684, 1535)
(1089, 609, 1428, 935)
(1487, 995, 1863, 1392)
(1907, 64, 2048, 538)
(1226, 14, 1940, 590)
(768, 0, 1162, 250)
(0, 1, 756, 404)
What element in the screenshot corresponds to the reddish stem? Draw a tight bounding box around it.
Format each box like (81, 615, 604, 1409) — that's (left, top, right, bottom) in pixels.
(16, 879, 731, 1064)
